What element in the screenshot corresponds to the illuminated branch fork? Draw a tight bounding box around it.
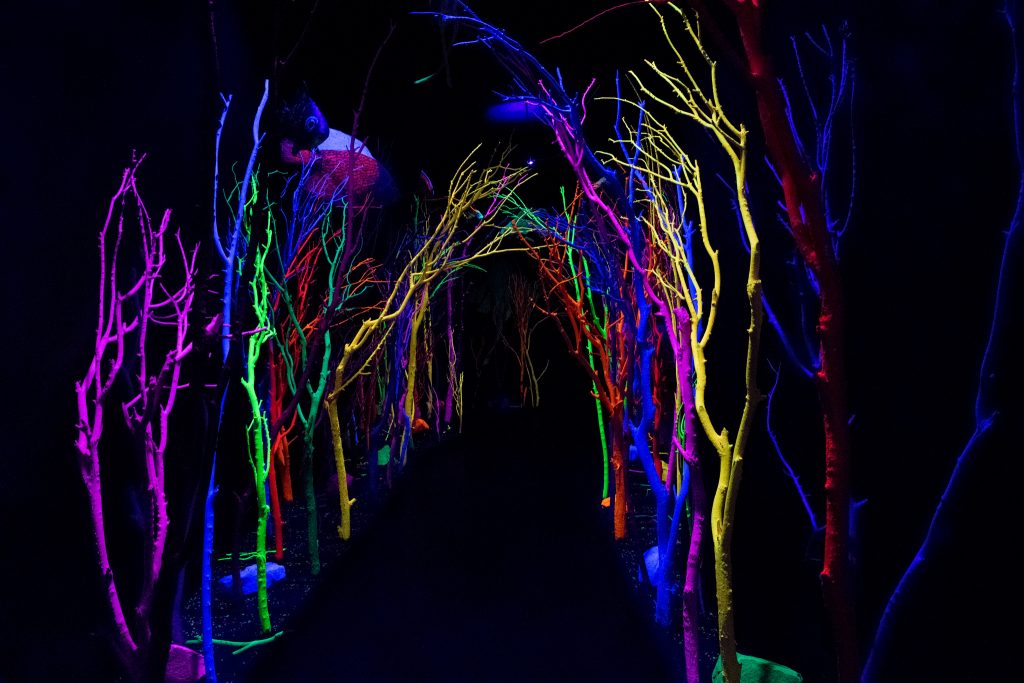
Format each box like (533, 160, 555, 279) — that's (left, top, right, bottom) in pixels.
(389, 201, 439, 470)
(267, 175, 378, 574)
(267, 351, 294, 559)
(560, 196, 620, 505)
(395, 280, 427, 468)
(607, 119, 714, 680)
(201, 83, 269, 683)
(74, 158, 198, 680)
(213, 82, 269, 363)
(680, 1, 859, 676)
(239, 219, 275, 634)
(374, 283, 414, 486)
(505, 183, 618, 507)
(236, 170, 288, 574)
(431, 9, 714, 670)
(536, 189, 614, 493)
(727, 23, 855, 548)
(429, 8, 756, 680)
(262, 144, 343, 536)
(759, 23, 857, 556)
(323, 149, 531, 540)
(750, 24, 856, 555)
(428, 5, 667, 550)
(620, 8, 765, 680)
(779, 25, 856, 257)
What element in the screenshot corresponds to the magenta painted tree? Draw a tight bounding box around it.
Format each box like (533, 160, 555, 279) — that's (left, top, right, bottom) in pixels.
(73, 156, 198, 682)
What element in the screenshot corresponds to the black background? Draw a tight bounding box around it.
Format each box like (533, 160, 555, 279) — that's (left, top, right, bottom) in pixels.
(1, 1, 1020, 681)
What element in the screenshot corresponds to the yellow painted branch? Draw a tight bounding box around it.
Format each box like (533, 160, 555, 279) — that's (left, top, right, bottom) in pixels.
(622, 9, 764, 681)
(321, 150, 531, 531)
(326, 396, 352, 540)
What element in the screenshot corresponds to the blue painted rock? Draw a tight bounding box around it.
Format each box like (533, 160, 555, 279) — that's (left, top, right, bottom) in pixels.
(217, 561, 286, 596)
(643, 545, 660, 584)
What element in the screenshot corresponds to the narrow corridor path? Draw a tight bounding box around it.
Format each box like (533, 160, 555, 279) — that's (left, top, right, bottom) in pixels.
(248, 408, 673, 682)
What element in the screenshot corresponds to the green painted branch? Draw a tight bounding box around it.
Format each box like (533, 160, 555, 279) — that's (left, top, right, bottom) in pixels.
(187, 630, 285, 655)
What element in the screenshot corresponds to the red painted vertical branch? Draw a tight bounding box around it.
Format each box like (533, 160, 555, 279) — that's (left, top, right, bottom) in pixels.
(611, 320, 630, 540)
(652, 331, 666, 483)
(725, 3, 857, 680)
(267, 447, 284, 560)
(267, 351, 285, 560)
(270, 350, 296, 503)
(524, 229, 630, 539)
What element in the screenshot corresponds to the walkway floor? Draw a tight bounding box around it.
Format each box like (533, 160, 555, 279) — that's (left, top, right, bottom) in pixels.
(247, 408, 674, 682)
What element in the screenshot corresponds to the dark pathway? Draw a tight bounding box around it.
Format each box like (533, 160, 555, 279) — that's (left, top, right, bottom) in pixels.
(248, 408, 675, 683)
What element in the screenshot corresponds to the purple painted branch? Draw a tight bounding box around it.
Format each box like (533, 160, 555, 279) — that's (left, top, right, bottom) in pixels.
(75, 163, 147, 666)
(676, 307, 706, 683)
(766, 362, 819, 531)
(73, 160, 197, 677)
(123, 172, 198, 626)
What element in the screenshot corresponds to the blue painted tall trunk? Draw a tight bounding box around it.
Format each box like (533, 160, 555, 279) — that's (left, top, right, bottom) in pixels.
(201, 453, 218, 683)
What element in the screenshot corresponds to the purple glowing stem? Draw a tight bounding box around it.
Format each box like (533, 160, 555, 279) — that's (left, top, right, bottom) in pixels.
(766, 362, 819, 532)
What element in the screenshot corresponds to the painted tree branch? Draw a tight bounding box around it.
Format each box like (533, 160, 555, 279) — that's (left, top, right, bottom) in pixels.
(513, 209, 630, 536)
(323, 149, 532, 539)
(74, 158, 198, 681)
(239, 220, 275, 634)
(267, 169, 378, 572)
(701, 2, 858, 676)
(430, 11, 720, 679)
(202, 82, 269, 683)
(623, 8, 765, 680)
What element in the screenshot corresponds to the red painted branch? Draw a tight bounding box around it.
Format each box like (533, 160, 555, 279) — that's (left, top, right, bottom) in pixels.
(729, 4, 857, 680)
